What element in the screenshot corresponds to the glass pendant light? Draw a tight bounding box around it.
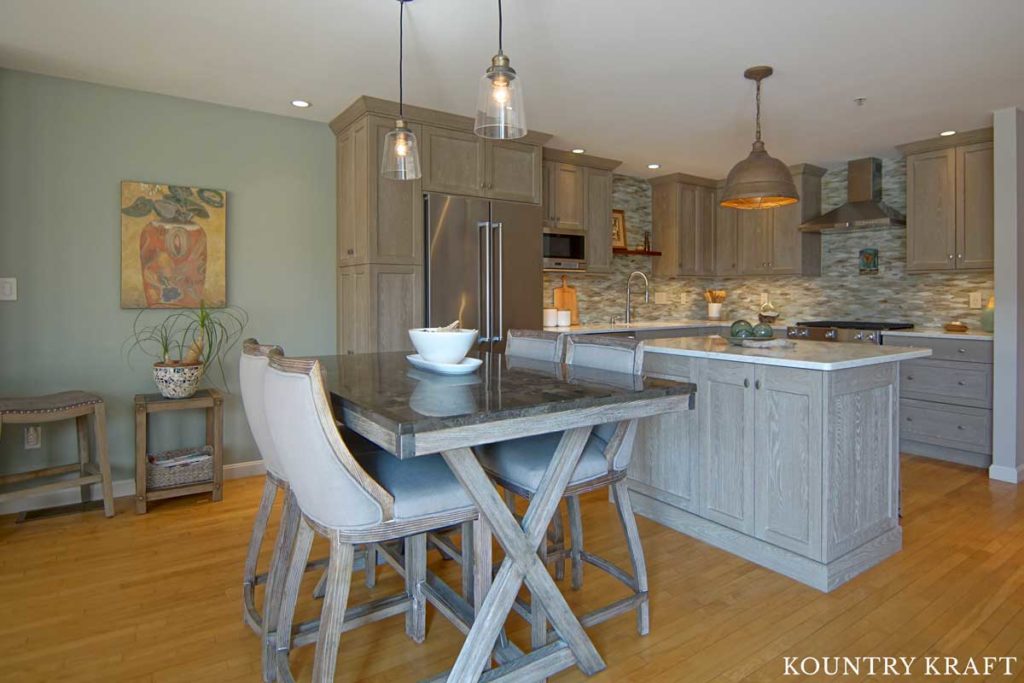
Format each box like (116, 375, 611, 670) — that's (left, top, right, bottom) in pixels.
(474, 0, 527, 140)
(382, 0, 421, 180)
(720, 66, 798, 210)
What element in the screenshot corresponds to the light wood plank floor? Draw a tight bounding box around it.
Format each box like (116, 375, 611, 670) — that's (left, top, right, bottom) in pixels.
(1, 455, 1022, 682)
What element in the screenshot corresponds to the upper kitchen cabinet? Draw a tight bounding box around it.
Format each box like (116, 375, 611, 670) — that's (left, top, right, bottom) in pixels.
(336, 113, 423, 267)
(542, 149, 622, 273)
(714, 182, 739, 275)
(421, 126, 484, 197)
(651, 173, 717, 277)
(898, 128, 994, 272)
(723, 164, 824, 276)
(486, 140, 542, 204)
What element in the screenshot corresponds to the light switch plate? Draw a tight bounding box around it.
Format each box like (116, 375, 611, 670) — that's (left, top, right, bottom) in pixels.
(24, 425, 41, 450)
(654, 291, 669, 305)
(969, 291, 983, 309)
(0, 277, 15, 301)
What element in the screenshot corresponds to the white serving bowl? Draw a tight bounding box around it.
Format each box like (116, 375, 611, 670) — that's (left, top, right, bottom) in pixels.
(408, 327, 478, 364)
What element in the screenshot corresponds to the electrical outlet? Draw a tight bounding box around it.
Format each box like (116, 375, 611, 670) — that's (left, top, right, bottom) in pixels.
(0, 277, 16, 301)
(969, 291, 983, 309)
(654, 291, 669, 305)
(24, 425, 41, 450)
(760, 292, 769, 306)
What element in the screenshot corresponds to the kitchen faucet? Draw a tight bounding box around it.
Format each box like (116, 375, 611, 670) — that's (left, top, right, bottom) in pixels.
(625, 271, 650, 324)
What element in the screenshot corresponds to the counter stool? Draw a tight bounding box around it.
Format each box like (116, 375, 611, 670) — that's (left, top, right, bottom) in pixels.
(0, 391, 114, 517)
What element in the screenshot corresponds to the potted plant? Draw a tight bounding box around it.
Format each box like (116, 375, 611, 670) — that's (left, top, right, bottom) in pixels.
(125, 302, 248, 399)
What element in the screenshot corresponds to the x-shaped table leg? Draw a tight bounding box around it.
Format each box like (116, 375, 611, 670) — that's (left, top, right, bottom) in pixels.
(441, 426, 606, 682)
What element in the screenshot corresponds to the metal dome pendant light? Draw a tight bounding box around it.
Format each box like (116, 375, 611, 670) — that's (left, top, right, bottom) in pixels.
(381, 0, 421, 180)
(474, 0, 527, 140)
(720, 66, 799, 210)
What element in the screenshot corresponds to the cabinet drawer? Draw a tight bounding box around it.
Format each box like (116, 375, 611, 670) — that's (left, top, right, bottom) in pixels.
(883, 335, 992, 364)
(900, 359, 992, 408)
(900, 398, 991, 454)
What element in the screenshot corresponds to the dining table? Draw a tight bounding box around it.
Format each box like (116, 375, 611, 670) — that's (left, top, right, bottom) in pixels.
(316, 350, 696, 682)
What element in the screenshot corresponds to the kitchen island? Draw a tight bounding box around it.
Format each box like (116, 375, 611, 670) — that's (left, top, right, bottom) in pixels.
(627, 337, 931, 591)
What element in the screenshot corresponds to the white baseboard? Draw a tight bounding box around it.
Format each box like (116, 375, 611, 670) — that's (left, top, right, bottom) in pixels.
(989, 463, 1024, 484)
(0, 459, 266, 516)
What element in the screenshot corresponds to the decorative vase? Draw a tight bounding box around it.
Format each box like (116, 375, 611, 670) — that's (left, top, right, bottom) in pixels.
(139, 221, 208, 307)
(153, 362, 204, 399)
(981, 297, 995, 333)
(707, 302, 723, 320)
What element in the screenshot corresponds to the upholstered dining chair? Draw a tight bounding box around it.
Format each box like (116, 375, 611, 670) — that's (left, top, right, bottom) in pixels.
(239, 340, 380, 682)
(263, 352, 480, 683)
(478, 333, 650, 648)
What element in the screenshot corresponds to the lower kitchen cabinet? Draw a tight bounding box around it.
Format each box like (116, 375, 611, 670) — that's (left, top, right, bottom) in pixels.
(337, 264, 424, 355)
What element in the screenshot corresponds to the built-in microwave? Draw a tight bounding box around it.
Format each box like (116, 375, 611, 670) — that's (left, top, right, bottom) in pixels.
(542, 228, 587, 270)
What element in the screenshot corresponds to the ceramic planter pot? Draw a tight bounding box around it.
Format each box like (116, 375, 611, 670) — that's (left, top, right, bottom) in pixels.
(153, 362, 204, 399)
(139, 221, 207, 307)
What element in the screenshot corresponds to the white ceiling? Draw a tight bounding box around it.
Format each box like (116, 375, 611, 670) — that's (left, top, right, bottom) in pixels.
(2, 0, 1023, 177)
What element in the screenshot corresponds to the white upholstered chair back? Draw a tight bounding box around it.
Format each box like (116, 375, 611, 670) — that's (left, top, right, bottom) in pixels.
(239, 339, 286, 481)
(506, 329, 565, 362)
(565, 335, 645, 472)
(263, 354, 395, 530)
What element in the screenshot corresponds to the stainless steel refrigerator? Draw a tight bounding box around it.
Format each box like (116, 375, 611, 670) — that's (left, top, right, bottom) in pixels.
(425, 193, 543, 352)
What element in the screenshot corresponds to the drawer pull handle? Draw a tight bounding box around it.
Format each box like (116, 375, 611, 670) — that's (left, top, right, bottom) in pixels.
(957, 425, 965, 430)
(755, 379, 762, 390)
(906, 417, 912, 422)
(957, 380, 966, 386)
(958, 348, 967, 353)
(744, 378, 750, 388)
(907, 375, 914, 380)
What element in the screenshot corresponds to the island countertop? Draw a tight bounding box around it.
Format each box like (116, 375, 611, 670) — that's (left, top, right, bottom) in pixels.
(543, 320, 786, 334)
(645, 336, 931, 371)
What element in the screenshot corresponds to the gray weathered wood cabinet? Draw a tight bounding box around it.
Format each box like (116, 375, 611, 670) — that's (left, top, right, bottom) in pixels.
(899, 128, 994, 272)
(331, 96, 551, 354)
(651, 173, 717, 277)
(542, 149, 622, 273)
(628, 353, 901, 591)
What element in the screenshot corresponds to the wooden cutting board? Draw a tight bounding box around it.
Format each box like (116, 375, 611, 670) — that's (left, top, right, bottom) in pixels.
(553, 274, 579, 325)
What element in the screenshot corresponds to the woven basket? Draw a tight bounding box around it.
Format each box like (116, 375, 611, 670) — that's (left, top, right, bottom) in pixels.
(147, 446, 213, 490)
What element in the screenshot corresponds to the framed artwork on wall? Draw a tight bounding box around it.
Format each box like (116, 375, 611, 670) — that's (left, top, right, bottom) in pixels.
(859, 247, 879, 274)
(611, 209, 627, 248)
(120, 181, 227, 308)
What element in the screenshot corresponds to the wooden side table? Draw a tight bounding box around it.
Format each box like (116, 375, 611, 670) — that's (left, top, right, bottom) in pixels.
(134, 389, 223, 514)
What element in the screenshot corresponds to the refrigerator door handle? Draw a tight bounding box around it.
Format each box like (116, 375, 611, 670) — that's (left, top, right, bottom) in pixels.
(493, 221, 504, 342)
(478, 221, 492, 342)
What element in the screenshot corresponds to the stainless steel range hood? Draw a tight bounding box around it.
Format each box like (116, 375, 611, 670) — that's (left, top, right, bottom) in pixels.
(800, 157, 905, 232)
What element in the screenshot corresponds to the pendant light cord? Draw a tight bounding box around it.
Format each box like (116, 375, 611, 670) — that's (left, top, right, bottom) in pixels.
(399, 0, 405, 117)
(497, 0, 503, 54)
(754, 78, 762, 143)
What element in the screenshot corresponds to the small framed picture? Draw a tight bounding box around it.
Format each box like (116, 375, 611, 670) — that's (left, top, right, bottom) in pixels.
(859, 248, 879, 274)
(611, 209, 627, 248)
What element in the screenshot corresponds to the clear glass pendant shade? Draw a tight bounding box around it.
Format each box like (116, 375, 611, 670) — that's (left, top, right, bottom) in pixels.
(381, 121, 421, 180)
(474, 54, 527, 140)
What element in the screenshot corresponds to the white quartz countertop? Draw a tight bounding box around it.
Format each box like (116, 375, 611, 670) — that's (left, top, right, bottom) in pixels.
(645, 337, 932, 371)
(881, 328, 993, 342)
(543, 320, 785, 334)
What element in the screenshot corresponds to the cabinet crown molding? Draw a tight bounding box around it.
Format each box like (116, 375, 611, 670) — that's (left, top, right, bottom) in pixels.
(896, 127, 993, 156)
(788, 163, 827, 178)
(542, 147, 622, 170)
(330, 95, 553, 146)
(649, 172, 718, 188)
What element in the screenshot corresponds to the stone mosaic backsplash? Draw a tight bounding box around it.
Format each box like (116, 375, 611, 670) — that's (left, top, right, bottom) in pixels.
(543, 167, 994, 328)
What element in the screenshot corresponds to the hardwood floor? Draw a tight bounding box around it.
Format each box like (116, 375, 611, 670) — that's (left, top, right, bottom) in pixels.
(1, 455, 1022, 682)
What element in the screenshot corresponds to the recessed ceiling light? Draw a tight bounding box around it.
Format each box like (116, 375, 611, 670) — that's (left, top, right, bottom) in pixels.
(571, 148, 586, 154)
(291, 99, 311, 108)
(939, 130, 956, 137)
(647, 163, 661, 170)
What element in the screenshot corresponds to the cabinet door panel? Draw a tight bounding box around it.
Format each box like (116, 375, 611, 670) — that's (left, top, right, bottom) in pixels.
(737, 210, 770, 274)
(584, 168, 613, 273)
(714, 194, 739, 275)
(422, 127, 483, 196)
(372, 118, 423, 264)
(652, 183, 680, 277)
(551, 163, 584, 230)
(769, 201, 801, 274)
(338, 266, 369, 354)
(487, 141, 541, 203)
(677, 184, 698, 274)
(699, 360, 755, 533)
(337, 121, 369, 266)
(631, 409, 699, 512)
(753, 366, 823, 560)
(697, 186, 716, 275)
(373, 265, 424, 352)
(906, 149, 956, 271)
(956, 142, 994, 270)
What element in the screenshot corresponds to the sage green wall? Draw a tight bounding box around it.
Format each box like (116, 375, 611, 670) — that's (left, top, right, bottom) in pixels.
(0, 69, 336, 484)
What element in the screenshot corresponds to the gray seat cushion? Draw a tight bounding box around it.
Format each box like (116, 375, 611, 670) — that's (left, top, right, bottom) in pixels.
(476, 426, 614, 493)
(357, 451, 476, 521)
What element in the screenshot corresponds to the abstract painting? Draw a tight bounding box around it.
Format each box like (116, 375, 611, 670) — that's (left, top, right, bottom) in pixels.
(120, 181, 226, 308)
(859, 247, 879, 275)
(611, 209, 627, 248)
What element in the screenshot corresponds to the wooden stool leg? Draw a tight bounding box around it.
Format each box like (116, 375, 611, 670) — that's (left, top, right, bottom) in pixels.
(208, 393, 224, 503)
(612, 480, 649, 636)
(404, 533, 427, 643)
(364, 543, 377, 588)
(135, 401, 148, 514)
(567, 494, 584, 590)
(312, 533, 355, 683)
(551, 506, 565, 581)
(92, 403, 114, 518)
(460, 520, 474, 603)
(76, 415, 91, 504)
(275, 516, 315, 683)
(243, 477, 278, 634)
(263, 491, 301, 683)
